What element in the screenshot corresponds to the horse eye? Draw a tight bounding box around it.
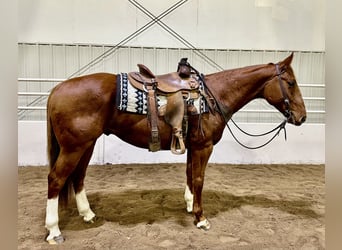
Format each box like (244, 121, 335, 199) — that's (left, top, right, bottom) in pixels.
(288, 80, 296, 87)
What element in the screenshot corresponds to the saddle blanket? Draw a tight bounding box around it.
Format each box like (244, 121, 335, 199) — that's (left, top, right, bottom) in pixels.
(116, 73, 208, 115)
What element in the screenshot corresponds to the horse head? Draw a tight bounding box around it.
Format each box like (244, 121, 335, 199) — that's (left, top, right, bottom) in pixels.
(263, 53, 307, 126)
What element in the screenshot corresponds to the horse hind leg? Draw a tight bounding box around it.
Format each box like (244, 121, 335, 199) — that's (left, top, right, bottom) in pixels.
(72, 142, 96, 223)
(45, 196, 63, 244)
(45, 146, 90, 244)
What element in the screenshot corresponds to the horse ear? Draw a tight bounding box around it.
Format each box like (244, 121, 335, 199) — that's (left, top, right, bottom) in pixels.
(280, 52, 294, 67)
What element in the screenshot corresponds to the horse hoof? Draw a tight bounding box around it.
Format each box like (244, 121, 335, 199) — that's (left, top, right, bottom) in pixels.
(47, 235, 65, 245)
(85, 216, 96, 224)
(196, 219, 211, 231)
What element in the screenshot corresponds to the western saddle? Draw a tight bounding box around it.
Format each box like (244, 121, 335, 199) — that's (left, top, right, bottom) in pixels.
(127, 58, 201, 154)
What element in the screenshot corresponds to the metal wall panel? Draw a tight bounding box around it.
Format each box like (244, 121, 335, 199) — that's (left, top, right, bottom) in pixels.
(18, 43, 325, 123)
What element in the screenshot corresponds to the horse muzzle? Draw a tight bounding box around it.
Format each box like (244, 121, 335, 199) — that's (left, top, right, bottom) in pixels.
(287, 112, 306, 126)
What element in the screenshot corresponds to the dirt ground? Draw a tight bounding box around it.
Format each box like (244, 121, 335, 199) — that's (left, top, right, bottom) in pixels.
(18, 163, 324, 250)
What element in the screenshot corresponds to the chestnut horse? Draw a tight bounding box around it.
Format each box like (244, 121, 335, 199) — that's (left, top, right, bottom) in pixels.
(45, 53, 306, 244)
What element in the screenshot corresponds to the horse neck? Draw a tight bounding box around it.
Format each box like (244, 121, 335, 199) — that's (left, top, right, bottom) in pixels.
(206, 64, 275, 116)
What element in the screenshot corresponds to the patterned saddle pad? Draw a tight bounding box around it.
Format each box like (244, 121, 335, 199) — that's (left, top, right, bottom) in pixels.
(116, 73, 208, 115)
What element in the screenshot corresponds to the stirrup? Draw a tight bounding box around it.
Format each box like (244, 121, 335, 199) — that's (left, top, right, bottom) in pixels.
(171, 129, 186, 155)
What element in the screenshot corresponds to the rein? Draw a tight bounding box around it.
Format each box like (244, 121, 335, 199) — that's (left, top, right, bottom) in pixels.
(191, 63, 289, 150)
(226, 119, 287, 150)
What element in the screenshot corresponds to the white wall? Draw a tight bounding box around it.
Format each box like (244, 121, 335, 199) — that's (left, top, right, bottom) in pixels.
(18, 121, 324, 166)
(17, 0, 325, 166)
(18, 0, 325, 51)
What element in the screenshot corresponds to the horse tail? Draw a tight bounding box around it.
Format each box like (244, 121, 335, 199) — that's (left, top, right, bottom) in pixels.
(47, 98, 73, 208)
(47, 112, 59, 173)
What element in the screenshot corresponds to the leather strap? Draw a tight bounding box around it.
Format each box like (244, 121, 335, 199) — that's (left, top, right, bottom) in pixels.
(146, 85, 161, 152)
(275, 64, 291, 119)
(182, 97, 188, 140)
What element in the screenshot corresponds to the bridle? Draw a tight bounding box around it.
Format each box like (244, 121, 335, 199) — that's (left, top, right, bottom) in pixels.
(275, 64, 292, 120)
(196, 63, 293, 150)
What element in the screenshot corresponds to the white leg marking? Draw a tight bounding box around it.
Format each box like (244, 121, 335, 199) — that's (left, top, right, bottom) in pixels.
(75, 189, 95, 222)
(45, 196, 62, 241)
(196, 219, 211, 231)
(184, 185, 193, 213)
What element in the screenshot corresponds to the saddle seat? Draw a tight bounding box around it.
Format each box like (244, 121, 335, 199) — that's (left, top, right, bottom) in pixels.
(129, 64, 199, 93)
(127, 63, 201, 155)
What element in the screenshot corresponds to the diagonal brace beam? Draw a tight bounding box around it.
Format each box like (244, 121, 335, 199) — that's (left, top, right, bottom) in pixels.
(129, 0, 224, 71)
(18, 0, 188, 118)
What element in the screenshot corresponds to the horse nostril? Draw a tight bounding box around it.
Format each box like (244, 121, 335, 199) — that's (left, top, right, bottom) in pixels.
(300, 116, 306, 124)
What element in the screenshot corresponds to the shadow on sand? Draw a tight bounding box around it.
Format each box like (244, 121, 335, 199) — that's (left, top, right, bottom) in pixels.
(59, 188, 321, 230)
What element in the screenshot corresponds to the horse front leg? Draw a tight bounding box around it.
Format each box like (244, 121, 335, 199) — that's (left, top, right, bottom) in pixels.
(184, 151, 194, 213)
(185, 144, 213, 230)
